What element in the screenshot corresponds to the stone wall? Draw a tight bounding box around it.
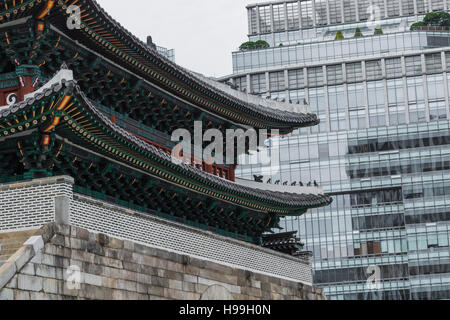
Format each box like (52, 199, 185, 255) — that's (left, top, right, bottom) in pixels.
(0, 176, 314, 285)
(0, 224, 325, 300)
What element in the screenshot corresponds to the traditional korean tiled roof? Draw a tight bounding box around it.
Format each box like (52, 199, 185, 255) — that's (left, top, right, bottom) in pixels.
(85, 0, 318, 128)
(262, 231, 305, 257)
(0, 75, 332, 215)
(0, 0, 319, 132)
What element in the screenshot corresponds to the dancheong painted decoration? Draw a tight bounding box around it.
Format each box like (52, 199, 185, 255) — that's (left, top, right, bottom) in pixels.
(0, 0, 331, 243)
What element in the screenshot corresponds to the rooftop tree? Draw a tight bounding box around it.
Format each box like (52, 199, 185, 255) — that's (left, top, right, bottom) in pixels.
(239, 40, 270, 51)
(335, 30, 344, 40)
(354, 27, 363, 38)
(423, 11, 450, 26)
(374, 25, 383, 35)
(411, 11, 450, 30)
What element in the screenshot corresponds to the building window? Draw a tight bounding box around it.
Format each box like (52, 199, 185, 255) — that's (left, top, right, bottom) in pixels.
(368, 80, 386, 127)
(315, 0, 328, 26)
(385, 58, 403, 79)
(286, 2, 299, 30)
(371, 0, 386, 18)
(428, 74, 447, 121)
(273, 4, 286, 32)
(366, 60, 383, 81)
(327, 64, 344, 85)
(251, 73, 266, 94)
(405, 55, 422, 76)
(343, 0, 357, 23)
(328, 85, 347, 131)
(270, 91, 286, 102)
(402, 0, 415, 15)
(425, 53, 443, 74)
(308, 67, 324, 88)
(445, 52, 450, 71)
(290, 89, 306, 104)
(404, 181, 450, 200)
(329, 0, 342, 25)
(387, 79, 406, 125)
(328, 85, 346, 114)
(300, 0, 314, 28)
(309, 87, 327, 133)
(416, 0, 426, 14)
(431, 0, 444, 11)
(269, 71, 285, 92)
(348, 83, 367, 130)
(346, 62, 363, 83)
(358, 0, 370, 21)
(288, 69, 305, 89)
(407, 76, 426, 123)
(259, 5, 271, 33)
(350, 189, 403, 207)
(249, 7, 258, 35)
(386, 0, 400, 17)
(447, 1, 450, 12)
(234, 76, 247, 92)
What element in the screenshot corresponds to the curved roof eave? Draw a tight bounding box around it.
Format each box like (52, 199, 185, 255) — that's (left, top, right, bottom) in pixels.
(0, 74, 332, 215)
(38, 0, 320, 131)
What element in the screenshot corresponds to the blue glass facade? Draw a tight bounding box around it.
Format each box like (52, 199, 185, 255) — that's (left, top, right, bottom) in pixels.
(223, 0, 450, 300)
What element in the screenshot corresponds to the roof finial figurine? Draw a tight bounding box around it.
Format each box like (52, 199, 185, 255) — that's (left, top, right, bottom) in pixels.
(146, 36, 157, 50)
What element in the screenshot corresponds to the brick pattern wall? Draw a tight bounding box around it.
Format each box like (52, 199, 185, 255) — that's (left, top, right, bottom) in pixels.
(0, 177, 73, 232)
(70, 194, 313, 284)
(0, 224, 325, 300)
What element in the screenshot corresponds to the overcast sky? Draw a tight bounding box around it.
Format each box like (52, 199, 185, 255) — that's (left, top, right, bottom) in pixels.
(97, 0, 265, 78)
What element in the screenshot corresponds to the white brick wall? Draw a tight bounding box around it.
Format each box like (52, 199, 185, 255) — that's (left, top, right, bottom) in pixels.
(0, 177, 73, 232)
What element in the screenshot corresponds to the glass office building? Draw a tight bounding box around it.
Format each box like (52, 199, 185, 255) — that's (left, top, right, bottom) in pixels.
(156, 46, 176, 63)
(220, 0, 450, 300)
